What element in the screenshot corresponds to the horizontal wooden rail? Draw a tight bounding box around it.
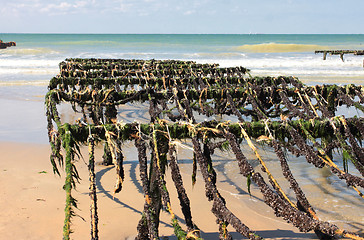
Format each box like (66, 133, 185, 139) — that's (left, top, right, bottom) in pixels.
(315, 50, 364, 61)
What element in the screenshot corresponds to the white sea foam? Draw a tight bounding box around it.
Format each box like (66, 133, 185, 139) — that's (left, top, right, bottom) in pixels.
(0, 68, 59, 75)
(0, 80, 49, 86)
(0, 59, 60, 76)
(1, 47, 61, 56)
(0, 58, 60, 67)
(195, 54, 364, 79)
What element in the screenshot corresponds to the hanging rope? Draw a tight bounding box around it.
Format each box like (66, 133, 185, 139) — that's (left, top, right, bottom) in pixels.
(46, 58, 364, 240)
(87, 129, 99, 240)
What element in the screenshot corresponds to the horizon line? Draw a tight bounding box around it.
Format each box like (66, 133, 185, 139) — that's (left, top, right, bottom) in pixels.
(1, 32, 364, 35)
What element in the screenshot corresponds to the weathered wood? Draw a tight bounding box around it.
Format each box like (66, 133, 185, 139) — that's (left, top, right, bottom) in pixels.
(315, 50, 364, 62)
(315, 50, 364, 55)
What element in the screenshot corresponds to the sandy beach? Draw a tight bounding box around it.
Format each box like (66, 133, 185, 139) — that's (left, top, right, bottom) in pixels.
(0, 139, 320, 240)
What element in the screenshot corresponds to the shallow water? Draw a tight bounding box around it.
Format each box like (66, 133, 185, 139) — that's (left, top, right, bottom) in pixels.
(174, 141, 364, 234)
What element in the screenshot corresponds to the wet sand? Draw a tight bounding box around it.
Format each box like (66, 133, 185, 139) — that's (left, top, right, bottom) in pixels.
(0, 140, 317, 240)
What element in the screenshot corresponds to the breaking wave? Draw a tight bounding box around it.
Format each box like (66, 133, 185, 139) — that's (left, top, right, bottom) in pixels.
(56, 40, 119, 46)
(234, 43, 334, 53)
(0, 80, 49, 86)
(1, 47, 60, 56)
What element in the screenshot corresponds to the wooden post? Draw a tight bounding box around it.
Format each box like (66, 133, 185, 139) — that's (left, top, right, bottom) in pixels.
(340, 53, 344, 62)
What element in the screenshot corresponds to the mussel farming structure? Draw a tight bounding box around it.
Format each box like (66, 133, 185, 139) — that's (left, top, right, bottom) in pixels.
(45, 58, 364, 240)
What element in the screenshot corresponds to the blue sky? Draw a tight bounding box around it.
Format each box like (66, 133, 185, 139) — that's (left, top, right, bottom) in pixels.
(1, 0, 363, 34)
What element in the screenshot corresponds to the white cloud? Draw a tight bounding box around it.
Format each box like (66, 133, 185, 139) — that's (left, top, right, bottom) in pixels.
(75, 1, 87, 8)
(39, 2, 72, 13)
(0, 0, 96, 16)
(2, 0, 363, 33)
(183, 10, 195, 15)
(99, 0, 169, 16)
(113, 1, 133, 13)
(0, 0, 182, 17)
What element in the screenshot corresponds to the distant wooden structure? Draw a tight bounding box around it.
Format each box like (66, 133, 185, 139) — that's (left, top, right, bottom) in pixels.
(315, 50, 364, 62)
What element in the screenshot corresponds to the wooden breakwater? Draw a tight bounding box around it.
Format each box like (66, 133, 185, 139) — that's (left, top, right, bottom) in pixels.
(315, 50, 364, 61)
(45, 58, 364, 240)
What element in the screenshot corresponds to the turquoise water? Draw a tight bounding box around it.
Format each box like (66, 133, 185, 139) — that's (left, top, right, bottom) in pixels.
(1, 34, 364, 89)
(0, 34, 363, 234)
(0, 33, 363, 100)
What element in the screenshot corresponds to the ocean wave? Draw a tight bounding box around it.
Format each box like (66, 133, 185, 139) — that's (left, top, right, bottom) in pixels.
(195, 56, 364, 80)
(1, 47, 61, 56)
(0, 69, 59, 75)
(0, 59, 60, 76)
(199, 55, 362, 67)
(186, 52, 246, 58)
(234, 43, 335, 53)
(0, 80, 49, 86)
(56, 40, 120, 46)
(0, 58, 60, 67)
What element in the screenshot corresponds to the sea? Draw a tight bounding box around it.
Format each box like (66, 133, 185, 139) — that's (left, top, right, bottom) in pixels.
(1, 34, 364, 99)
(0, 34, 363, 236)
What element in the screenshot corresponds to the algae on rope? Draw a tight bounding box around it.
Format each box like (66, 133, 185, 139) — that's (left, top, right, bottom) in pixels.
(46, 58, 364, 240)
